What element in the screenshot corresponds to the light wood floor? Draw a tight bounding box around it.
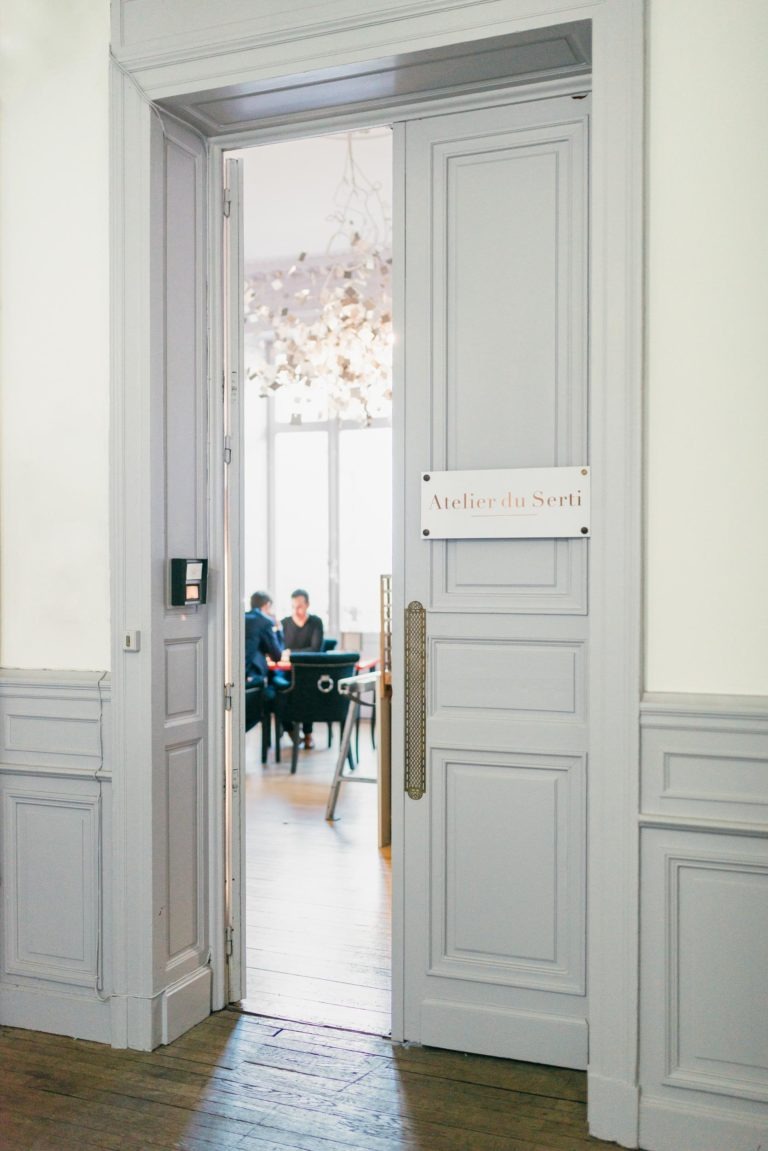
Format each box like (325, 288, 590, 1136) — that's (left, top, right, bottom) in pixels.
(242, 720, 391, 1034)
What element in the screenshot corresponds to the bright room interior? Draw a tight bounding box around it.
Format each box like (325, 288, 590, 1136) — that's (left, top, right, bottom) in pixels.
(237, 128, 394, 1032)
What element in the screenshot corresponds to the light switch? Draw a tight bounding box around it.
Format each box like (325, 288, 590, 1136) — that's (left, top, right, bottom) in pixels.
(123, 630, 141, 652)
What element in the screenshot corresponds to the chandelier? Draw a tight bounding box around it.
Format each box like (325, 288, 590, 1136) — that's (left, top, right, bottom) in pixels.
(245, 131, 393, 425)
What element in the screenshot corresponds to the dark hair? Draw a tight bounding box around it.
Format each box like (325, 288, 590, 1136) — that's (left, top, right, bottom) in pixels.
(250, 590, 272, 610)
(290, 588, 309, 602)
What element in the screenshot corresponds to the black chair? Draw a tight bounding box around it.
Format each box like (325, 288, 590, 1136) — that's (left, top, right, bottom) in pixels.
(244, 682, 271, 764)
(321, 637, 338, 652)
(275, 651, 360, 773)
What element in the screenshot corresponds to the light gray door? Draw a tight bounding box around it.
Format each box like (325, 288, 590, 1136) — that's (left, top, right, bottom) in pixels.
(400, 93, 590, 1068)
(223, 156, 246, 1003)
(146, 109, 211, 1040)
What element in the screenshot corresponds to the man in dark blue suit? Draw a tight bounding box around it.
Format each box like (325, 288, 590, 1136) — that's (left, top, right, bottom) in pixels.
(245, 591, 284, 688)
(244, 592, 286, 733)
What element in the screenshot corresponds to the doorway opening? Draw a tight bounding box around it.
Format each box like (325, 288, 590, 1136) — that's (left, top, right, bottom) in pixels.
(235, 128, 394, 1033)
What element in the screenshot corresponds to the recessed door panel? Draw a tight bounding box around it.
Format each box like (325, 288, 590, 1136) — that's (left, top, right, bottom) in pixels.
(402, 93, 590, 1068)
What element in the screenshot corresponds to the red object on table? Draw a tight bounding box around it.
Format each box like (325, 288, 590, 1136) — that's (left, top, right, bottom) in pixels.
(268, 656, 378, 673)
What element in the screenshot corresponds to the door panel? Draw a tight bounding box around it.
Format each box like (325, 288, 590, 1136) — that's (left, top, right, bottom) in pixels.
(402, 94, 590, 1067)
(440, 535, 586, 614)
(149, 110, 211, 1035)
(222, 157, 246, 1003)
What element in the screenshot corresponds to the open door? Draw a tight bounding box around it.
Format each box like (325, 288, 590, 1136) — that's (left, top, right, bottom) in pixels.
(222, 156, 246, 1003)
(399, 93, 591, 1068)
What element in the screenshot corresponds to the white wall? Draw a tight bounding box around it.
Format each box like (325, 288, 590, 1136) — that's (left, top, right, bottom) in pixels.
(645, 0, 768, 694)
(2, 0, 767, 691)
(0, 0, 110, 670)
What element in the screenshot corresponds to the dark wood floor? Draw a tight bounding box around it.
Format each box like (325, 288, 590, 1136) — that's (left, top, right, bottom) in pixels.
(0, 728, 619, 1149)
(242, 721, 391, 1033)
(0, 1010, 619, 1150)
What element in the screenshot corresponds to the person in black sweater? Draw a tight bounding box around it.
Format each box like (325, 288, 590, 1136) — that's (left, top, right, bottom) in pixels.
(281, 588, 324, 652)
(281, 588, 324, 747)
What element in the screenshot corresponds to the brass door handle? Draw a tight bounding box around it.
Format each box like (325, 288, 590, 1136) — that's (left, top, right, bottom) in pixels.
(404, 600, 427, 799)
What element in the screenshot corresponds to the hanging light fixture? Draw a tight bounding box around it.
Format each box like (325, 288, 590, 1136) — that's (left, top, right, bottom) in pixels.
(244, 131, 393, 425)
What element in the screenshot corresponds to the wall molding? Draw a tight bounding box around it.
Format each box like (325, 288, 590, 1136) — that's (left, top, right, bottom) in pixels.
(641, 692, 768, 733)
(421, 996, 588, 1070)
(639, 814, 768, 837)
(0, 670, 112, 1042)
(640, 700, 768, 1151)
(0, 669, 111, 777)
(641, 692, 768, 828)
(112, 0, 594, 75)
(640, 1094, 768, 1151)
(587, 1074, 639, 1148)
(0, 984, 111, 1045)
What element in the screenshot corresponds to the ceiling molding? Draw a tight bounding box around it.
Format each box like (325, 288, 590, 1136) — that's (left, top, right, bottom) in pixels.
(157, 22, 591, 136)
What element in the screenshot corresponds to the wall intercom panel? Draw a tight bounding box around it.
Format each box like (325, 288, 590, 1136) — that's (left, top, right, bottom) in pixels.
(169, 558, 208, 606)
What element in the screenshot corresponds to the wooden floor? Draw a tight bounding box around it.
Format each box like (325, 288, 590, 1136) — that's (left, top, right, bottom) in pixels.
(242, 722, 391, 1034)
(0, 1011, 620, 1150)
(0, 725, 620, 1149)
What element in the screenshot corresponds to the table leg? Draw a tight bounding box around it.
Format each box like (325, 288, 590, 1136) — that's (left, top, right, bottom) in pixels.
(325, 696, 359, 821)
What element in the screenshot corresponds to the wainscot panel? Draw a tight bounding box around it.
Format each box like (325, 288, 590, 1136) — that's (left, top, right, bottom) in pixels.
(0, 671, 112, 1043)
(639, 695, 768, 1150)
(641, 693, 768, 826)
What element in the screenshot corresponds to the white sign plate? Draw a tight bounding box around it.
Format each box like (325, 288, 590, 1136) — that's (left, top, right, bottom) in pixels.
(421, 466, 590, 539)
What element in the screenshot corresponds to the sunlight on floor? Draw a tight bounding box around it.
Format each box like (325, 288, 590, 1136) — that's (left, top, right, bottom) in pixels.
(242, 722, 391, 1033)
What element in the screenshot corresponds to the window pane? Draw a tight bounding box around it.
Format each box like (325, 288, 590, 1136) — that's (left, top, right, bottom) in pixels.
(339, 428, 392, 634)
(273, 380, 329, 425)
(273, 432, 329, 625)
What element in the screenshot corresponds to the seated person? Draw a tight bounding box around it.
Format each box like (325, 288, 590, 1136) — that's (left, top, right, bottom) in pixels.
(244, 592, 286, 732)
(281, 588, 324, 748)
(281, 587, 324, 653)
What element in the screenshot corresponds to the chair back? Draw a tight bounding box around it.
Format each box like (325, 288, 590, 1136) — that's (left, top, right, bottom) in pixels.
(244, 683, 265, 733)
(278, 651, 360, 727)
(321, 637, 338, 652)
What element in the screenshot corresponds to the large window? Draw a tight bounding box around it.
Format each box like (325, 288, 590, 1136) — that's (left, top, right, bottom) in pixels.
(267, 408, 392, 646)
(240, 128, 393, 650)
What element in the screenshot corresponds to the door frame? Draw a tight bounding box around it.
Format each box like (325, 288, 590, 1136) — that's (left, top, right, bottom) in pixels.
(210, 69, 593, 1032)
(111, 4, 643, 1142)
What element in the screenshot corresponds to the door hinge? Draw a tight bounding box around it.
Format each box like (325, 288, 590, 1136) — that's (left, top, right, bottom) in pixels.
(225, 925, 234, 958)
(224, 435, 232, 465)
(223, 189, 231, 218)
(224, 682, 234, 711)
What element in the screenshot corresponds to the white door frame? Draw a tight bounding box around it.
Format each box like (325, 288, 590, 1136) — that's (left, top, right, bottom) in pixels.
(111, 4, 643, 1143)
(210, 69, 591, 1035)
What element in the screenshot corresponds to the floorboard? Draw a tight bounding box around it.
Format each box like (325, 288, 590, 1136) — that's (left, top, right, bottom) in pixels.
(0, 725, 623, 1149)
(0, 1013, 621, 1150)
(242, 721, 390, 1032)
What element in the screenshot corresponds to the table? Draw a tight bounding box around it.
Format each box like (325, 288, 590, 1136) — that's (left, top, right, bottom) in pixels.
(325, 671, 380, 823)
(268, 656, 378, 674)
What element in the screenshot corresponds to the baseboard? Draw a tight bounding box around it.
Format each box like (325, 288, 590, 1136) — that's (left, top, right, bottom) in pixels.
(117, 966, 212, 1050)
(588, 1072, 639, 1147)
(162, 966, 211, 1045)
(640, 1095, 768, 1151)
(0, 982, 111, 1043)
(420, 999, 588, 1070)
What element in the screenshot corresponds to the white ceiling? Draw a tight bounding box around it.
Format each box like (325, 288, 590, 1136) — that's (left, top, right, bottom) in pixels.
(233, 128, 393, 265)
